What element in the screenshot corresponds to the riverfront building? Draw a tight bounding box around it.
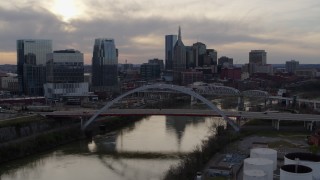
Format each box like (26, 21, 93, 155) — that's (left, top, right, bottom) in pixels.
(91, 38, 118, 91)
(17, 39, 52, 95)
(44, 49, 88, 100)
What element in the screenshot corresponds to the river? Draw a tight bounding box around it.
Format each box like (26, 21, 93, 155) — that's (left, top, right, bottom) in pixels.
(0, 115, 225, 180)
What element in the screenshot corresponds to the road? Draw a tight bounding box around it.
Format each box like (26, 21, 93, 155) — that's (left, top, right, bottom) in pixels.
(42, 109, 320, 122)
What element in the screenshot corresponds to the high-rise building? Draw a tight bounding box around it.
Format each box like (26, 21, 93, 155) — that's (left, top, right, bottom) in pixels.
(173, 27, 186, 84)
(44, 49, 88, 100)
(249, 50, 267, 65)
(248, 50, 267, 74)
(148, 58, 164, 71)
(218, 56, 233, 67)
(140, 63, 161, 81)
(165, 35, 178, 70)
(92, 38, 118, 89)
(192, 42, 206, 67)
(23, 63, 46, 96)
(205, 49, 217, 66)
(185, 46, 194, 69)
(17, 39, 52, 95)
(286, 60, 299, 73)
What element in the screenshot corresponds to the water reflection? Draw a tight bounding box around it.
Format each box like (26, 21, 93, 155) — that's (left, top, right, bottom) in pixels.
(0, 115, 222, 180)
(165, 116, 205, 147)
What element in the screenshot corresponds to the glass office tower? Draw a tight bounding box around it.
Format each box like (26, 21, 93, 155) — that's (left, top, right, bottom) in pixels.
(165, 35, 177, 70)
(17, 39, 52, 95)
(91, 39, 118, 88)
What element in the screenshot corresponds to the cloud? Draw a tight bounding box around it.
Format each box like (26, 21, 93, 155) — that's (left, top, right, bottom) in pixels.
(0, 0, 319, 65)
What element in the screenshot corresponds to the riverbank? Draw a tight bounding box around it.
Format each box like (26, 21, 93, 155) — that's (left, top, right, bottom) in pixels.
(163, 126, 241, 180)
(0, 115, 144, 164)
(163, 121, 311, 180)
(202, 127, 310, 180)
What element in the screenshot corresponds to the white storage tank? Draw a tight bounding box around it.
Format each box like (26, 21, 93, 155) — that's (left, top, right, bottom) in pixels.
(250, 148, 277, 170)
(243, 169, 267, 180)
(280, 164, 313, 180)
(284, 152, 320, 179)
(244, 158, 273, 180)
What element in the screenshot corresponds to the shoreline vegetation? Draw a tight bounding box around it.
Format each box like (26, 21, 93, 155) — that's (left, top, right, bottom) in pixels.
(163, 122, 311, 180)
(0, 115, 143, 164)
(164, 125, 240, 180)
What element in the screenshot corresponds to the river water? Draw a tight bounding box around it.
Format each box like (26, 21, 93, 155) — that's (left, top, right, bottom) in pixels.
(0, 115, 225, 180)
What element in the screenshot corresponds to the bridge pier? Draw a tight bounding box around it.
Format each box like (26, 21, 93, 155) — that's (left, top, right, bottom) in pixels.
(314, 102, 317, 110)
(304, 121, 314, 131)
(236, 116, 241, 126)
(191, 96, 197, 106)
(237, 96, 244, 111)
(272, 120, 280, 131)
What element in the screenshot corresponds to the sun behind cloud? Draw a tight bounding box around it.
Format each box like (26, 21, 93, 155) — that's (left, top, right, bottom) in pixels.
(50, 0, 82, 22)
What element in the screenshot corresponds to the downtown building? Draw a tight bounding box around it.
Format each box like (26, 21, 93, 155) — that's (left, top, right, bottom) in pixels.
(165, 35, 178, 70)
(140, 62, 161, 81)
(17, 39, 52, 96)
(218, 56, 233, 68)
(247, 50, 273, 75)
(91, 38, 119, 92)
(172, 27, 186, 84)
(165, 27, 219, 84)
(285, 60, 299, 73)
(43, 49, 88, 101)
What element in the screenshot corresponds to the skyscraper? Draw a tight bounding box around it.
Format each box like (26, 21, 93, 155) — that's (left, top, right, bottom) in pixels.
(44, 49, 88, 100)
(249, 50, 267, 65)
(17, 39, 52, 95)
(248, 50, 267, 74)
(173, 27, 186, 84)
(192, 42, 206, 67)
(165, 35, 178, 70)
(92, 39, 118, 89)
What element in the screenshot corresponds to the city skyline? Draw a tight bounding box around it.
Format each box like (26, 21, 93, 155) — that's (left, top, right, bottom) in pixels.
(0, 0, 319, 65)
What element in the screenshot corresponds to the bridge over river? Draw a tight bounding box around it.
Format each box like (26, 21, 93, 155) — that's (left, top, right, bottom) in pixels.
(43, 109, 320, 131)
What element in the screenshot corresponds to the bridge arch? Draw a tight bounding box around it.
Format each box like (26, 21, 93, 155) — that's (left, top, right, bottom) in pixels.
(82, 84, 240, 131)
(191, 84, 240, 96)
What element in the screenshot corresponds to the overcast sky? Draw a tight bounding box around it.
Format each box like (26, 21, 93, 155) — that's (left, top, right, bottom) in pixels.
(0, 0, 319, 65)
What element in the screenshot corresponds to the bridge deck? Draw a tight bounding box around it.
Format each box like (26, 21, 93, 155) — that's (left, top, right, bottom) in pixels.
(43, 109, 320, 122)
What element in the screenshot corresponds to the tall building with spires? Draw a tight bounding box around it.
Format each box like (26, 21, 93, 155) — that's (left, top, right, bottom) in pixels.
(91, 38, 118, 91)
(173, 27, 186, 84)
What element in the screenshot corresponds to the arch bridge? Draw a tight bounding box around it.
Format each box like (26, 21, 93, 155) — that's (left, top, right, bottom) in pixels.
(82, 84, 240, 131)
(190, 84, 269, 98)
